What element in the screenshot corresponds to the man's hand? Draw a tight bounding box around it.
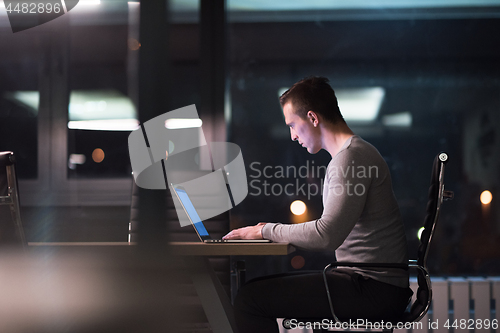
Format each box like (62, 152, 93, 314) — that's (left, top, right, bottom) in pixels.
(222, 222, 267, 240)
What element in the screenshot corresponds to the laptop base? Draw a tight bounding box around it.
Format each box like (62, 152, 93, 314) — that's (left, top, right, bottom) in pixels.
(204, 239, 271, 243)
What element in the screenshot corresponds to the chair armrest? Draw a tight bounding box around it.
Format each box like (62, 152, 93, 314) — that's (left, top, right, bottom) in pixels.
(324, 261, 409, 271)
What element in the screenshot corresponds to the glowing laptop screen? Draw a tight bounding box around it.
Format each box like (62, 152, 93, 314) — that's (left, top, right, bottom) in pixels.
(174, 187, 209, 237)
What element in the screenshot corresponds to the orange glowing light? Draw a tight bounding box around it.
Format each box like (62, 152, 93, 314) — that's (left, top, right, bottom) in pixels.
(128, 38, 141, 51)
(290, 200, 306, 216)
(92, 148, 105, 163)
(480, 190, 492, 205)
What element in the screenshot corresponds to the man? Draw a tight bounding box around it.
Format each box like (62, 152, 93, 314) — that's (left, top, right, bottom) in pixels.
(223, 76, 412, 333)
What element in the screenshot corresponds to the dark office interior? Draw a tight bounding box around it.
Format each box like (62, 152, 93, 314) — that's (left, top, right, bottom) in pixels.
(1, 0, 500, 332)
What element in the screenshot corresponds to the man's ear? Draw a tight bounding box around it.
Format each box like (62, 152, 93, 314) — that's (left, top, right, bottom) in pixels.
(307, 111, 319, 127)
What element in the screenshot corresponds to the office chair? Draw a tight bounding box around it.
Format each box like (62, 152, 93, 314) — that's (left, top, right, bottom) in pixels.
(0, 151, 27, 248)
(283, 152, 454, 332)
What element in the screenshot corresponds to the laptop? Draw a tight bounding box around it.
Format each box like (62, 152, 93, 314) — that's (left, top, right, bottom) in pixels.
(171, 183, 271, 243)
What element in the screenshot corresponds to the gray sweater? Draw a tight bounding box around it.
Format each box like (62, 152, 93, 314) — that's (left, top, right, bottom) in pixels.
(261, 135, 409, 288)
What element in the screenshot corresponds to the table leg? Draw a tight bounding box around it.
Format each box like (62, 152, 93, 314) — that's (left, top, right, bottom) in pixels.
(186, 256, 237, 333)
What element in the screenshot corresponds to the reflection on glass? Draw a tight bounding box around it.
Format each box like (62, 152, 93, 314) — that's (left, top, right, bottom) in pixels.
(173, 0, 500, 12)
(0, 91, 38, 179)
(228, 4, 500, 277)
(68, 90, 139, 131)
(278, 87, 385, 123)
(67, 90, 137, 178)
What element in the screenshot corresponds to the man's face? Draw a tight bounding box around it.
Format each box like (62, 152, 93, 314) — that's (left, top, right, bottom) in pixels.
(283, 102, 321, 154)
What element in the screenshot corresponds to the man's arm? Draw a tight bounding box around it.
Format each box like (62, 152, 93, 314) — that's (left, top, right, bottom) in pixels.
(223, 222, 267, 240)
(223, 148, 371, 249)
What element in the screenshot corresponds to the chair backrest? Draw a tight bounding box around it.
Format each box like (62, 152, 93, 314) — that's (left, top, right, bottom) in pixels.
(0, 152, 13, 197)
(405, 152, 450, 323)
(0, 151, 27, 248)
(417, 152, 449, 268)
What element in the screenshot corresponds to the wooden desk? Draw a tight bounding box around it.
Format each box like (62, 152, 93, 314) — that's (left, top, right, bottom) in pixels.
(169, 241, 294, 256)
(28, 242, 133, 247)
(29, 241, 295, 256)
(28, 242, 294, 333)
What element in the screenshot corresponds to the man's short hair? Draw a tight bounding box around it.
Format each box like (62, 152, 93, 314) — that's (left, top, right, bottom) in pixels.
(279, 76, 345, 124)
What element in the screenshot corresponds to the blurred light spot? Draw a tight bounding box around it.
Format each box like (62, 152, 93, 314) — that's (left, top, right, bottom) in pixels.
(291, 255, 305, 269)
(4, 91, 39, 112)
(165, 150, 169, 160)
(128, 38, 141, 51)
(68, 119, 140, 131)
(92, 149, 105, 163)
(336, 87, 385, 123)
(290, 200, 306, 216)
(279, 87, 385, 123)
(480, 190, 492, 205)
(417, 227, 425, 240)
(278, 87, 289, 98)
(382, 111, 412, 127)
(165, 118, 202, 129)
(68, 154, 86, 170)
(80, 100, 107, 112)
(68, 90, 137, 124)
(69, 154, 86, 165)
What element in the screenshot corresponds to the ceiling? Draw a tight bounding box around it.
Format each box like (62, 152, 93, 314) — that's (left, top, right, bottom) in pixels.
(175, 0, 500, 11)
(1, 0, 500, 27)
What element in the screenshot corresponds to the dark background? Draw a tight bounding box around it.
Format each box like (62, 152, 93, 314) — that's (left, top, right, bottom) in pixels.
(0, 4, 499, 279)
